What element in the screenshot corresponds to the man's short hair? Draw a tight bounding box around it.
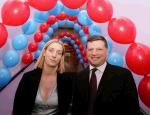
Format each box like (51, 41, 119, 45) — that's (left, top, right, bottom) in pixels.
(87, 36, 108, 48)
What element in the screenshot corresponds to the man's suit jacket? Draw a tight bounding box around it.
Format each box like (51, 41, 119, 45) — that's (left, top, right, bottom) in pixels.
(72, 63, 140, 115)
(13, 68, 74, 115)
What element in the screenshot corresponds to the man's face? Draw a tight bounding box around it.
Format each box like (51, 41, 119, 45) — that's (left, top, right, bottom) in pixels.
(86, 40, 108, 67)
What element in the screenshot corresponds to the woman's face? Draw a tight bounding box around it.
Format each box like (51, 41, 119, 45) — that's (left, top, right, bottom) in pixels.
(44, 42, 63, 68)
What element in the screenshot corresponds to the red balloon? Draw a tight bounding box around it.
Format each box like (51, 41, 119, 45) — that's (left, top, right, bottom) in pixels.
(87, 0, 113, 23)
(138, 76, 150, 108)
(28, 42, 38, 52)
(34, 32, 43, 42)
(75, 39, 81, 45)
(83, 26, 89, 34)
(59, 32, 66, 38)
(40, 23, 48, 33)
(0, 23, 8, 48)
(65, 32, 72, 37)
(28, 0, 57, 11)
(79, 45, 84, 51)
(108, 17, 136, 44)
(57, 12, 67, 20)
(22, 52, 33, 64)
(47, 15, 57, 25)
(68, 15, 77, 21)
(70, 34, 77, 40)
(61, 0, 86, 9)
(125, 43, 150, 75)
(2, 0, 30, 26)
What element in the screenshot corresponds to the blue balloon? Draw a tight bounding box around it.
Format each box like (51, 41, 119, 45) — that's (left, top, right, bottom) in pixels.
(79, 59, 84, 64)
(77, 54, 82, 59)
(81, 36, 88, 46)
(38, 41, 45, 50)
(34, 50, 41, 59)
(22, 19, 37, 35)
(73, 44, 78, 49)
(106, 39, 113, 54)
(66, 20, 74, 27)
(107, 52, 124, 67)
(64, 6, 80, 16)
(89, 23, 102, 36)
(74, 23, 81, 31)
(12, 34, 28, 50)
(34, 11, 49, 23)
(43, 35, 50, 43)
(51, 22, 58, 30)
(77, 10, 93, 26)
(76, 49, 80, 54)
(48, 1, 64, 15)
(58, 20, 66, 26)
(0, 68, 11, 88)
(3, 50, 20, 68)
(79, 29, 85, 37)
(70, 40, 75, 45)
(46, 27, 54, 35)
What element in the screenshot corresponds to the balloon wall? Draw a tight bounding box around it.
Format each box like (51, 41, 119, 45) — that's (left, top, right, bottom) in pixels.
(0, 0, 150, 114)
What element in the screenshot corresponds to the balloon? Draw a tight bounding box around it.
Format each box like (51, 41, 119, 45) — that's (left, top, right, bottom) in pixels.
(2, 0, 30, 26)
(66, 20, 74, 27)
(51, 22, 58, 30)
(47, 15, 57, 25)
(68, 15, 77, 21)
(48, 1, 64, 15)
(0, 23, 8, 48)
(12, 34, 28, 50)
(138, 76, 150, 108)
(108, 52, 124, 67)
(46, 27, 54, 35)
(81, 36, 88, 45)
(74, 23, 81, 31)
(125, 43, 150, 75)
(79, 30, 85, 37)
(63, 6, 80, 16)
(28, 0, 57, 11)
(34, 50, 41, 59)
(108, 17, 136, 44)
(34, 32, 43, 42)
(22, 52, 33, 64)
(89, 23, 102, 36)
(87, 0, 113, 23)
(57, 12, 67, 20)
(43, 34, 50, 43)
(38, 41, 45, 50)
(22, 19, 37, 35)
(34, 11, 49, 23)
(28, 42, 38, 52)
(61, 0, 86, 9)
(77, 10, 93, 26)
(106, 39, 113, 54)
(40, 23, 48, 33)
(3, 50, 20, 68)
(83, 26, 89, 34)
(0, 68, 11, 88)
(58, 20, 66, 27)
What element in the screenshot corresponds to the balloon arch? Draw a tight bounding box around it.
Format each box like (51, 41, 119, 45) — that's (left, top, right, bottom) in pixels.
(0, 0, 150, 109)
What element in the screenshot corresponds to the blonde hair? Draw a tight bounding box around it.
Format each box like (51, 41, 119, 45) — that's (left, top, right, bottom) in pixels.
(35, 39, 65, 73)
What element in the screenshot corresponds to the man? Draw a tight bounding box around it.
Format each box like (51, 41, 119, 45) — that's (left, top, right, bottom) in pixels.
(71, 36, 140, 115)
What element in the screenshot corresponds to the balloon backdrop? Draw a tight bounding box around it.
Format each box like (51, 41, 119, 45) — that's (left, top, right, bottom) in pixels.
(87, 0, 113, 23)
(0, 23, 8, 48)
(126, 43, 150, 75)
(108, 17, 136, 44)
(138, 76, 150, 108)
(28, 0, 57, 11)
(22, 52, 33, 64)
(2, 0, 30, 26)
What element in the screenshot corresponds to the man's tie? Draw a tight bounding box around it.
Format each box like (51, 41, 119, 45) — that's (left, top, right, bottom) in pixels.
(88, 68, 97, 115)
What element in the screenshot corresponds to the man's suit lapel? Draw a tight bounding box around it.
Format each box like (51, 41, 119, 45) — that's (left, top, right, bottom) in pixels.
(96, 63, 114, 96)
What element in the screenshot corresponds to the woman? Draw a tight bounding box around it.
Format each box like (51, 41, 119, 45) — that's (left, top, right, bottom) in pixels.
(13, 39, 74, 115)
